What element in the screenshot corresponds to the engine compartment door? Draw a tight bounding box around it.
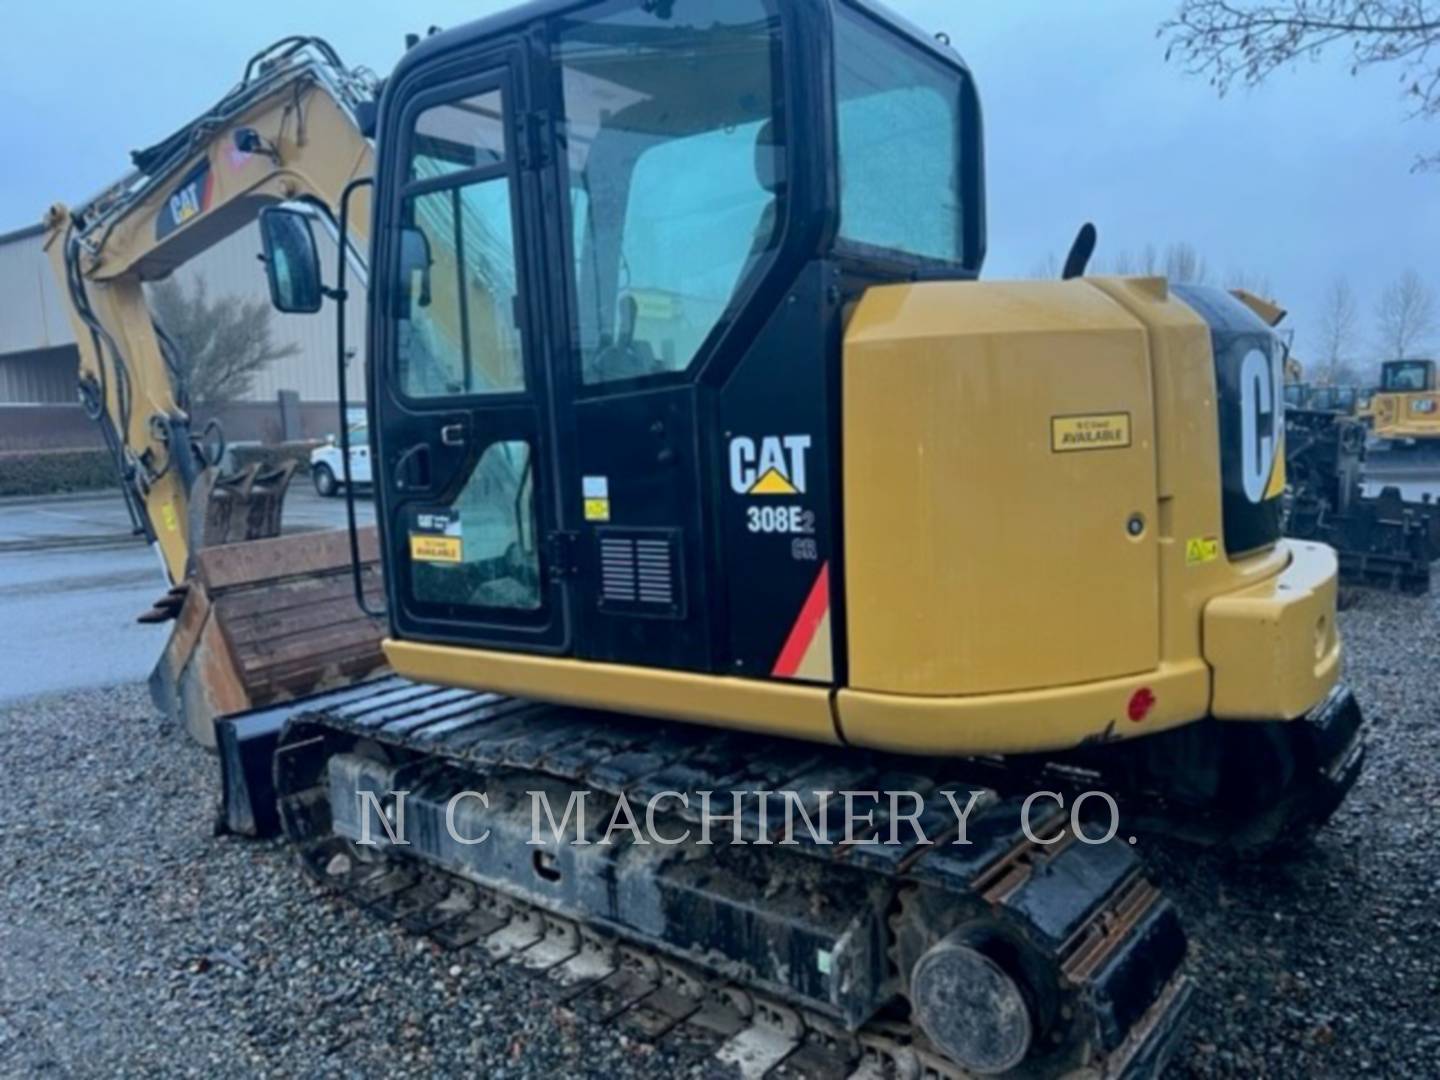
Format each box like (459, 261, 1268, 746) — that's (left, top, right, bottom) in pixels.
(843, 279, 1161, 696)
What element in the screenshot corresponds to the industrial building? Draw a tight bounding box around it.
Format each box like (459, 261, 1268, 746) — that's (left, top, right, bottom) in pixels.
(0, 218, 363, 452)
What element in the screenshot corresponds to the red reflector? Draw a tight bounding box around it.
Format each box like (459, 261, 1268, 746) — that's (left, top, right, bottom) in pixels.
(1128, 688, 1156, 723)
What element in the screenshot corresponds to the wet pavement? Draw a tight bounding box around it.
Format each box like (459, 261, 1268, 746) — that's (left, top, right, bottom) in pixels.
(0, 487, 372, 704)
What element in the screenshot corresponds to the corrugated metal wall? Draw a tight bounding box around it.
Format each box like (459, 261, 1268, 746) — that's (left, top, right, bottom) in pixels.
(151, 221, 368, 403)
(0, 221, 366, 405)
(0, 347, 78, 404)
(0, 228, 74, 355)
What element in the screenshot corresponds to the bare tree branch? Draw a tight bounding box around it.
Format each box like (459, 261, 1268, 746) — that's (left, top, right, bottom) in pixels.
(1165, 241, 1211, 283)
(1374, 267, 1439, 359)
(1162, 1, 1440, 168)
(1028, 251, 1062, 279)
(1226, 267, 1275, 296)
(149, 274, 301, 407)
(1315, 274, 1362, 380)
(1104, 241, 1216, 282)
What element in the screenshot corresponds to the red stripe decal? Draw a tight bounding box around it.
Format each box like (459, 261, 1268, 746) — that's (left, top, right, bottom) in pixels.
(771, 562, 830, 678)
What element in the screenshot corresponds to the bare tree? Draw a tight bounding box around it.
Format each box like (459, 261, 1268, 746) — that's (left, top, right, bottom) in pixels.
(1374, 268, 1438, 359)
(1315, 275, 1361, 380)
(1107, 242, 1208, 281)
(1108, 249, 1138, 275)
(1028, 251, 1061, 279)
(1107, 241, 1214, 279)
(1162, 1, 1440, 168)
(149, 275, 300, 406)
(1225, 268, 1275, 297)
(1164, 242, 1210, 283)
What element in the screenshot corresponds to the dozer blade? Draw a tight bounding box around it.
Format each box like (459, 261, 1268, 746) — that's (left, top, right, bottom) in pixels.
(151, 527, 388, 748)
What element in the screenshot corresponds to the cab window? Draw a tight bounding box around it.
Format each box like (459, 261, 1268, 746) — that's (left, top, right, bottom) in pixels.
(1381, 361, 1434, 392)
(398, 87, 526, 399)
(557, 0, 785, 386)
(834, 4, 967, 264)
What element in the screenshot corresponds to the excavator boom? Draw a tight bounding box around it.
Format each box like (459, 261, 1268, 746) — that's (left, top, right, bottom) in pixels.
(43, 38, 388, 742)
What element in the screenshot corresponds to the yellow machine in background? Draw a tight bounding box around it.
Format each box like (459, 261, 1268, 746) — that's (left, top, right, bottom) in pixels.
(1368, 359, 1440, 445)
(1236, 293, 1440, 590)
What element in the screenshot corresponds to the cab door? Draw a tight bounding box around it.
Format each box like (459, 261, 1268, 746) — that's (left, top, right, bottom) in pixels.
(374, 54, 569, 652)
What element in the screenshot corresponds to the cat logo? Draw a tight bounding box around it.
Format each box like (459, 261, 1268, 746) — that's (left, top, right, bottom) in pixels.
(1238, 346, 1285, 504)
(170, 185, 201, 225)
(729, 435, 811, 496)
(156, 160, 214, 240)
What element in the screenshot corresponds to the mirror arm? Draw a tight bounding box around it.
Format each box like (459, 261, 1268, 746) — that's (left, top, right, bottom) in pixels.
(334, 175, 385, 619)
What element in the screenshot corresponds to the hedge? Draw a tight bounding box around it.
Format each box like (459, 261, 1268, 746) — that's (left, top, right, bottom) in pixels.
(0, 449, 119, 497)
(0, 441, 324, 498)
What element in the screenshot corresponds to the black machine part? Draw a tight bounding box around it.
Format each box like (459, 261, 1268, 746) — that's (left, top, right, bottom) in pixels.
(1284, 408, 1440, 593)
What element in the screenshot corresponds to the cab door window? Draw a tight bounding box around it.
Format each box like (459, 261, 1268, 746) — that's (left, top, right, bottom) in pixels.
(394, 81, 544, 617)
(398, 88, 525, 398)
(411, 440, 541, 612)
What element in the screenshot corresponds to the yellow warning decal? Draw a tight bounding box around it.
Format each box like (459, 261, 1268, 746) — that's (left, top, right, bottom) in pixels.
(584, 498, 611, 522)
(410, 535, 462, 564)
(1185, 536, 1221, 566)
(1051, 413, 1132, 453)
(749, 467, 798, 495)
(160, 503, 179, 532)
(629, 289, 680, 321)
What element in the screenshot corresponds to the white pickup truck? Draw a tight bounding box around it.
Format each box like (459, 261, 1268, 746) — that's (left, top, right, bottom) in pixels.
(309, 425, 371, 497)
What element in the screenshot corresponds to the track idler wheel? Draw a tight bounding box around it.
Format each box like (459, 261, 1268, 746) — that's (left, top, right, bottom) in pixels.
(909, 928, 1035, 1075)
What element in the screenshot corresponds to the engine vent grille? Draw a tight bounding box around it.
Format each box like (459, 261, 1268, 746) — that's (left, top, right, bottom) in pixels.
(597, 529, 684, 618)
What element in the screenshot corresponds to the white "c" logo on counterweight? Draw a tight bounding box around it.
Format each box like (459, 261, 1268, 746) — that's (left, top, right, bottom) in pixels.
(1239, 347, 1278, 504)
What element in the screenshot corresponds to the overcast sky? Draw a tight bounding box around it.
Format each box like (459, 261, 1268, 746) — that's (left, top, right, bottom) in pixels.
(2, 0, 1436, 359)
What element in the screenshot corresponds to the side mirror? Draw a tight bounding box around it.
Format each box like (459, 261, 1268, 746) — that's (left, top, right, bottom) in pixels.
(399, 226, 432, 310)
(259, 206, 324, 314)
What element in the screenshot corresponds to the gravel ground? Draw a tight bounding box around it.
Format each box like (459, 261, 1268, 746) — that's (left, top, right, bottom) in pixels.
(0, 686, 687, 1079)
(1156, 585, 1440, 1078)
(0, 588, 1435, 1079)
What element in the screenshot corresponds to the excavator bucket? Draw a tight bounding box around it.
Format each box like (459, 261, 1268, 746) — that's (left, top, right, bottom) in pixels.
(191, 462, 299, 547)
(150, 526, 388, 747)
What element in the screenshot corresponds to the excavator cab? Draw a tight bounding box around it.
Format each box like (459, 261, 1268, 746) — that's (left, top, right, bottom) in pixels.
(268, 0, 1345, 753)
(267, 0, 987, 711)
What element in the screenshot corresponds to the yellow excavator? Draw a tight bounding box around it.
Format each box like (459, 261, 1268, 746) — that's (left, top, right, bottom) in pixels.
(51, 5, 1370, 1077)
(1366, 358, 1440, 458)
